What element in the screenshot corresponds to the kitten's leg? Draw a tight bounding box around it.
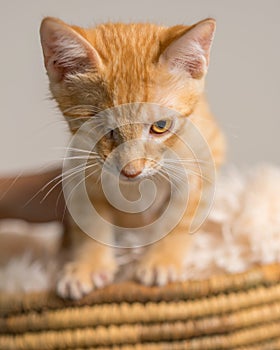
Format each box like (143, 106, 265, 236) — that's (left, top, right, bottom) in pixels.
(136, 179, 206, 286)
(57, 221, 117, 300)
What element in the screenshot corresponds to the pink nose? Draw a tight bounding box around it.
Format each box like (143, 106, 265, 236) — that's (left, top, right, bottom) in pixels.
(121, 159, 144, 178)
(121, 168, 142, 178)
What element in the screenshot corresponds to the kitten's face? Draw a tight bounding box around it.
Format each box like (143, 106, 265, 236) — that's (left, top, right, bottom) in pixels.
(92, 103, 186, 181)
(40, 18, 215, 180)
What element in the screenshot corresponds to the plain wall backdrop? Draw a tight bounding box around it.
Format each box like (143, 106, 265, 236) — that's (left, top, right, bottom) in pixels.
(0, 0, 279, 174)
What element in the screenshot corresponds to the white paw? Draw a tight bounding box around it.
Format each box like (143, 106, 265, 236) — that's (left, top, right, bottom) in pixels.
(57, 261, 117, 300)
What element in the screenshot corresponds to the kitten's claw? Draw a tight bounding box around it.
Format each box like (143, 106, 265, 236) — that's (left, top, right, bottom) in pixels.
(57, 261, 117, 300)
(92, 271, 114, 288)
(136, 234, 191, 286)
(136, 253, 187, 286)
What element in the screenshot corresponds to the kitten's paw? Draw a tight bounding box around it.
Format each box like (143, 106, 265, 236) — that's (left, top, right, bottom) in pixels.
(136, 253, 187, 286)
(57, 260, 118, 300)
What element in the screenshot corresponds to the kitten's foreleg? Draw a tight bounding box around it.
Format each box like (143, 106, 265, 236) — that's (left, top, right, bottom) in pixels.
(136, 181, 205, 286)
(57, 220, 117, 300)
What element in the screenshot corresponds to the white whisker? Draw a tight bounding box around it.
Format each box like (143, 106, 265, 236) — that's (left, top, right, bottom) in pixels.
(60, 155, 100, 161)
(164, 158, 210, 166)
(160, 166, 186, 187)
(40, 162, 100, 204)
(23, 161, 98, 207)
(64, 166, 100, 206)
(55, 147, 96, 155)
(186, 168, 213, 184)
(0, 171, 24, 201)
(156, 169, 180, 192)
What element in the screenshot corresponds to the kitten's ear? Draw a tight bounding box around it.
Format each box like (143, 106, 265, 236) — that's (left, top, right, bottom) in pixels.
(159, 18, 216, 79)
(40, 17, 101, 83)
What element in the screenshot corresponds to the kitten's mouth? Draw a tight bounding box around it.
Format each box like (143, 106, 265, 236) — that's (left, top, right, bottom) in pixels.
(118, 167, 159, 182)
(119, 170, 144, 182)
(120, 169, 142, 180)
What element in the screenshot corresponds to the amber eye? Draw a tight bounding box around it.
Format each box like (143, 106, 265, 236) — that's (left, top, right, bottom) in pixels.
(150, 120, 172, 134)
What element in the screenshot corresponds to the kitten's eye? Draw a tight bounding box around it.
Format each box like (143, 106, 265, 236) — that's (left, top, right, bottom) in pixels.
(150, 120, 172, 135)
(105, 129, 115, 140)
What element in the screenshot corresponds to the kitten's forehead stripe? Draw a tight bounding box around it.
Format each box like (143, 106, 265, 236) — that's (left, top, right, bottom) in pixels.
(87, 23, 164, 104)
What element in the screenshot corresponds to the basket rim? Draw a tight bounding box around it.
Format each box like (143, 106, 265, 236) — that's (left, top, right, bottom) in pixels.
(1, 263, 280, 316)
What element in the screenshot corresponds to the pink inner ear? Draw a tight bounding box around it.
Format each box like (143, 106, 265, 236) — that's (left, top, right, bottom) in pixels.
(44, 35, 91, 82)
(170, 46, 206, 79)
(40, 19, 99, 83)
(160, 19, 216, 79)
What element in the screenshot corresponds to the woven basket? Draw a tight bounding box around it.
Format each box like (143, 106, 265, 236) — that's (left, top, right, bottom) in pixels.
(1, 263, 280, 350)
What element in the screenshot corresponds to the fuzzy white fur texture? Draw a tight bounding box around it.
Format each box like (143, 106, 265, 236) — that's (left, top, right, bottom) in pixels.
(1, 165, 280, 292)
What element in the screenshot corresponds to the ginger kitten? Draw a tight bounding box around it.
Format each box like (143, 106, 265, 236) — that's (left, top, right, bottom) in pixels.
(40, 17, 225, 299)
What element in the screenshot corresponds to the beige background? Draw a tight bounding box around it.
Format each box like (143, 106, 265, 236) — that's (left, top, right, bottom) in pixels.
(0, 0, 279, 175)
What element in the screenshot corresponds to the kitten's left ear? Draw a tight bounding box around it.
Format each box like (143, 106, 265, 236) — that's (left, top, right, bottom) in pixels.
(159, 18, 216, 79)
(40, 17, 102, 83)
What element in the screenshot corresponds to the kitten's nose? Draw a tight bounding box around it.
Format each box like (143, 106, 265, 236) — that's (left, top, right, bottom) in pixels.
(121, 159, 144, 178)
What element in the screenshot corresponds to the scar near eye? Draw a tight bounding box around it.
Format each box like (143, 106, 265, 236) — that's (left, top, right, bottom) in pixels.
(150, 120, 172, 135)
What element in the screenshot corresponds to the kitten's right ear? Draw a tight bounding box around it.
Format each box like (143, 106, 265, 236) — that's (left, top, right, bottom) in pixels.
(159, 19, 216, 79)
(40, 17, 101, 83)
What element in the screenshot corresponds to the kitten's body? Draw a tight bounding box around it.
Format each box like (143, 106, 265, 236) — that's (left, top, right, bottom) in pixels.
(40, 18, 225, 299)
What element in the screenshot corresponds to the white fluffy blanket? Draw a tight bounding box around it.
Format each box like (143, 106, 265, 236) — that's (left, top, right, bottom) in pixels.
(1, 165, 280, 292)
